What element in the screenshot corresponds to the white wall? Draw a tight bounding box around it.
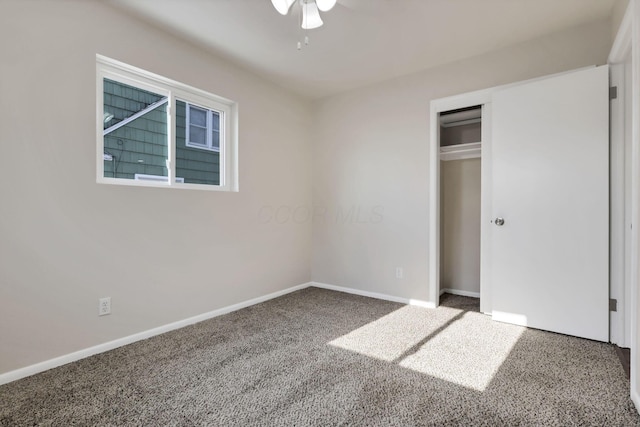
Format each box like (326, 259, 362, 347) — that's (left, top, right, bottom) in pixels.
(0, 1, 312, 374)
(612, 0, 631, 40)
(311, 20, 612, 302)
(441, 158, 481, 295)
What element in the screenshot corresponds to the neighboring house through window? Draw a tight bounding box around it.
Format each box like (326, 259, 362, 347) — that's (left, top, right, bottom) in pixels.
(96, 55, 238, 191)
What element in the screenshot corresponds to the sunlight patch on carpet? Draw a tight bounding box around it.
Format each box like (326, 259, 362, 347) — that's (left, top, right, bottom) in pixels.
(328, 306, 525, 391)
(328, 305, 464, 362)
(398, 313, 525, 391)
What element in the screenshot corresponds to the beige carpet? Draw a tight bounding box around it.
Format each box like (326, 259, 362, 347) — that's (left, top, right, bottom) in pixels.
(1, 288, 638, 426)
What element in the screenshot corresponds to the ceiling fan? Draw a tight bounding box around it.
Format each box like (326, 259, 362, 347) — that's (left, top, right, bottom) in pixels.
(271, 0, 337, 29)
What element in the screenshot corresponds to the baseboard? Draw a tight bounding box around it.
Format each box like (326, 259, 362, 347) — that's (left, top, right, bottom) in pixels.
(311, 282, 436, 309)
(0, 282, 312, 386)
(632, 387, 640, 414)
(440, 288, 481, 298)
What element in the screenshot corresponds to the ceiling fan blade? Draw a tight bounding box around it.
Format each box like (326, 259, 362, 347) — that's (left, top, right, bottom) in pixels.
(316, 0, 337, 12)
(271, 0, 296, 15)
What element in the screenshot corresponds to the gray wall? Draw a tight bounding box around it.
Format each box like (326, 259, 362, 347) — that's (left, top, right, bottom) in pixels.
(440, 158, 481, 294)
(440, 123, 481, 147)
(0, 0, 312, 374)
(611, 0, 631, 40)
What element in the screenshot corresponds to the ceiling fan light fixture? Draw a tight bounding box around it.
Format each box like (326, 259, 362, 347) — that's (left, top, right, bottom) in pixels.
(271, 0, 296, 15)
(301, 0, 323, 29)
(315, 0, 337, 12)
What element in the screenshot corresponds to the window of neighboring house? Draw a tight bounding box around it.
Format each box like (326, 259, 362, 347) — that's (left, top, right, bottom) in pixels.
(186, 103, 220, 152)
(96, 55, 238, 191)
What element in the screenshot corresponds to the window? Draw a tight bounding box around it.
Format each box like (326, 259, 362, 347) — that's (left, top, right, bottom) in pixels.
(186, 103, 220, 152)
(96, 55, 238, 191)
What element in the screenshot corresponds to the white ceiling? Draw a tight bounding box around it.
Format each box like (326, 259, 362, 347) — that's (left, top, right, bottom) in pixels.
(111, 0, 617, 99)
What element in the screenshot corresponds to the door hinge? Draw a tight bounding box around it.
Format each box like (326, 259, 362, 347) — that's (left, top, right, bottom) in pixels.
(610, 298, 618, 312)
(610, 86, 618, 100)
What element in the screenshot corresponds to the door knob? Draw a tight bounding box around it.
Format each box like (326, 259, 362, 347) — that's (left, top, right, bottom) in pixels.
(495, 217, 505, 226)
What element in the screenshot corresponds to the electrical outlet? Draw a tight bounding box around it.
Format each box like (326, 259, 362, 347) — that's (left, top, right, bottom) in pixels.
(395, 267, 404, 279)
(99, 297, 111, 316)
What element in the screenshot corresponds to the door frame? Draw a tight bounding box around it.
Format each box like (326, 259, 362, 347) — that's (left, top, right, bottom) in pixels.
(609, 8, 633, 348)
(429, 90, 493, 313)
(609, 0, 640, 408)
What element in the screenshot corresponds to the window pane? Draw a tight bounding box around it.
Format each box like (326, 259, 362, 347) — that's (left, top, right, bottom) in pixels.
(212, 130, 220, 149)
(211, 112, 220, 131)
(189, 105, 207, 127)
(189, 125, 206, 145)
(103, 78, 168, 181)
(176, 100, 221, 186)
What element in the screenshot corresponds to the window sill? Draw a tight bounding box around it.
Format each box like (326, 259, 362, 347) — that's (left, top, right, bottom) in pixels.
(185, 142, 220, 153)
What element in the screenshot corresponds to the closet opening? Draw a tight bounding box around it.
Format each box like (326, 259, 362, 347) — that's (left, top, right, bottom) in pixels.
(438, 105, 482, 306)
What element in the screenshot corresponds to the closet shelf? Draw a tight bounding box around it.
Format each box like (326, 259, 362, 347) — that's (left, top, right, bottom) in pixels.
(440, 141, 481, 161)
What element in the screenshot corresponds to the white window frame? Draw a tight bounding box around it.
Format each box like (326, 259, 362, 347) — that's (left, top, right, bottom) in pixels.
(185, 102, 221, 152)
(96, 54, 238, 191)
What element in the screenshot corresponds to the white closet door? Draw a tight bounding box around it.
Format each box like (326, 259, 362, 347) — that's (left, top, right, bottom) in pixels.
(490, 66, 609, 342)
